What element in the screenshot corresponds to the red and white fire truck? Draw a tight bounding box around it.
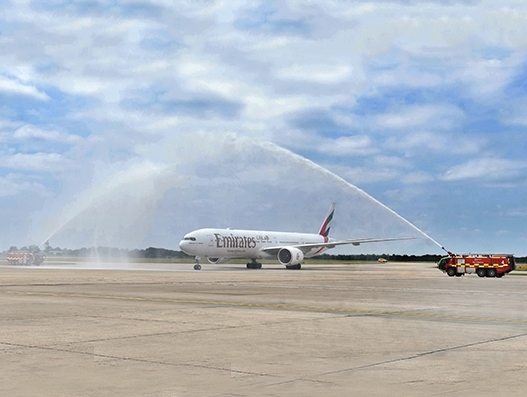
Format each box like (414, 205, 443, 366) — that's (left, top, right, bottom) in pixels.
(437, 253, 516, 278)
(6, 252, 45, 266)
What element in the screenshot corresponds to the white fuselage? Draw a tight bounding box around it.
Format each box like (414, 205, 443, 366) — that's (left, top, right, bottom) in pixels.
(179, 228, 329, 259)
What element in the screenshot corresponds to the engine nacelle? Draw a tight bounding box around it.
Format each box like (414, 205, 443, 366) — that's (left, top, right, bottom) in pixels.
(207, 257, 230, 264)
(277, 247, 304, 266)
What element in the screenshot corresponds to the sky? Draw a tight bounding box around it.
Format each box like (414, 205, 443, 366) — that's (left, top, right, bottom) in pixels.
(2, 0, 527, 255)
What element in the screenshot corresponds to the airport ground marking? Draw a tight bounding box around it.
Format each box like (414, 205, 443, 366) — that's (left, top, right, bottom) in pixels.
(3, 289, 527, 324)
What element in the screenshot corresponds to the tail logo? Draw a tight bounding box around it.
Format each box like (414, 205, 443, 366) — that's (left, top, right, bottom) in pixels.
(318, 202, 336, 240)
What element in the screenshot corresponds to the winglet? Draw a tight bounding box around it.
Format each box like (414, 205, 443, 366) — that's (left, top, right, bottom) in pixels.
(318, 202, 336, 237)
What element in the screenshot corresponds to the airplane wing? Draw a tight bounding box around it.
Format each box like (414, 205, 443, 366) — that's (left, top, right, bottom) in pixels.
(260, 237, 417, 256)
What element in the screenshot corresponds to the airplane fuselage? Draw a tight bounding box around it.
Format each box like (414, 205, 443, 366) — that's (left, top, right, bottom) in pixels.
(179, 228, 330, 260)
(178, 203, 412, 270)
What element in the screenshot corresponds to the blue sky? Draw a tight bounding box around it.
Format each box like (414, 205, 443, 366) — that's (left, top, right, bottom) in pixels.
(2, 0, 527, 255)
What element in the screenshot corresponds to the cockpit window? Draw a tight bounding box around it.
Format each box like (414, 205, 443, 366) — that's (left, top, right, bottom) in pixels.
(184, 237, 196, 241)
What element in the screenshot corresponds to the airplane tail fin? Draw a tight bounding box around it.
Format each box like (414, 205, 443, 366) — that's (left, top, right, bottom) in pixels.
(318, 202, 336, 238)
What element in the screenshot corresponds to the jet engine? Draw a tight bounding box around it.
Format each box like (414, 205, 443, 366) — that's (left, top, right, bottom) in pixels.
(207, 257, 230, 264)
(277, 247, 304, 266)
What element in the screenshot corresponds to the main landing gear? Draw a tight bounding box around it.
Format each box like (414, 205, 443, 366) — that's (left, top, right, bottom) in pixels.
(193, 257, 201, 271)
(286, 264, 302, 270)
(246, 259, 262, 269)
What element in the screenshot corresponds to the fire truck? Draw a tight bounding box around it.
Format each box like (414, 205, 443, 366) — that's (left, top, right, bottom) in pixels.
(437, 253, 516, 278)
(6, 252, 45, 266)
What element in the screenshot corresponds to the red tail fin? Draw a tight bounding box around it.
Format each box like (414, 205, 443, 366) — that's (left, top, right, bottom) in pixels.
(318, 202, 336, 238)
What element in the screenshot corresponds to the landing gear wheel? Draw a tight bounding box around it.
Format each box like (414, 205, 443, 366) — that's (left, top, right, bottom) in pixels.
(246, 261, 262, 269)
(446, 267, 456, 277)
(194, 264, 201, 271)
(487, 268, 497, 278)
(286, 264, 302, 270)
(476, 268, 486, 277)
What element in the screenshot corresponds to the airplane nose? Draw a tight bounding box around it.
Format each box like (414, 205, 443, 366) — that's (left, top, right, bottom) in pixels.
(179, 240, 186, 251)
(179, 239, 193, 255)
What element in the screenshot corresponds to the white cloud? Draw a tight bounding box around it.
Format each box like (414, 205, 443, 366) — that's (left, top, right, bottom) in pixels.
(441, 158, 527, 181)
(1, 153, 71, 172)
(318, 135, 377, 156)
(373, 155, 410, 169)
(275, 64, 352, 84)
(402, 171, 434, 184)
(450, 57, 521, 99)
(384, 131, 485, 156)
(14, 125, 82, 143)
(0, 174, 48, 197)
(376, 105, 463, 130)
(506, 208, 527, 217)
(373, 70, 442, 88)
(0, 76, 49, 100)
(385, 131, 447, 151)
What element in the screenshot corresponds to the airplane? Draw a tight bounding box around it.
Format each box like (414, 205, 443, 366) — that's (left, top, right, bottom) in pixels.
(179, 203, 415, 270)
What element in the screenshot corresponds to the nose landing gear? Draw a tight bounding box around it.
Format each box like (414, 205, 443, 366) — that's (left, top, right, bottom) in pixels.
(194, 257, 202, 271)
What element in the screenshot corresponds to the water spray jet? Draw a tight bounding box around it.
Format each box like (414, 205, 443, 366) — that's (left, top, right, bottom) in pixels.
(36, 133, 443, 255)
(259, 141, 443, 250)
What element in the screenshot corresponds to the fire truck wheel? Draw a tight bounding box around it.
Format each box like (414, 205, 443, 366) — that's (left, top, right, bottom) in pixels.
(446, 267, 456, 277)
(487, 268, 497, 278)
(476, 268, 486, 278)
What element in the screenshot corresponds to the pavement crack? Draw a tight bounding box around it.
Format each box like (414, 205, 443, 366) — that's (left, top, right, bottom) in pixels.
(0, 340, 278, 378)
(318, 331, 527, 376)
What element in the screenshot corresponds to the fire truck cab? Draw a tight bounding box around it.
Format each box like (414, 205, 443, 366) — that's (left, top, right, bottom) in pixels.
(437, 254, 516, 278)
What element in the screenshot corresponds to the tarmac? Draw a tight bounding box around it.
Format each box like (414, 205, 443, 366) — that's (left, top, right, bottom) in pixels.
(2, 261, 527, 396)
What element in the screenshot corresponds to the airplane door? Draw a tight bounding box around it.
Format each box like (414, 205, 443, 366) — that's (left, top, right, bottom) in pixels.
(207, 235, 214, 247)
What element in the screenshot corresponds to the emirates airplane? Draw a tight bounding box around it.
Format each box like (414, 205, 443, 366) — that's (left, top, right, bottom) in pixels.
(179, 203, 413, 270)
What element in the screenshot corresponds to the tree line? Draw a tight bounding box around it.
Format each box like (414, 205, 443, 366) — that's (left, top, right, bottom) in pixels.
(7, 245, 527, 262)
(8, 245, 191, 259)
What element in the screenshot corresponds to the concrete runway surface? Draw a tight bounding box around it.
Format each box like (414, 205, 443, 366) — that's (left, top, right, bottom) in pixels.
(2, 261, 527, 396)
